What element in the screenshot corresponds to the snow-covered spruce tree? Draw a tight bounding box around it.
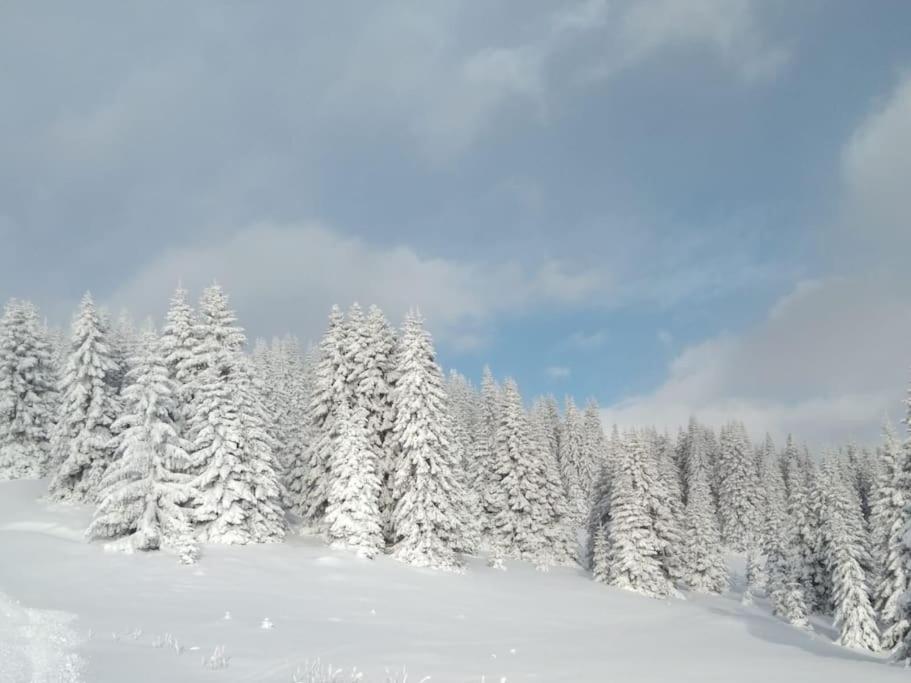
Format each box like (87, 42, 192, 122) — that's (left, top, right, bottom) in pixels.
(757, 434, 788, 555)
(252, 338, 279, 433)
(833, 450, 877, 580)
(599, 429, 671, 597)
(293, 305, 348, 525)
(820, 461, 880, 651)
(893, 377, 911, 664)
(389, 311, 468, 570)
(474, 365, 502, 538)
(559, 398, 588, 523)
(488, 378, 549, 561)
(324, 401, 383, 558)
(680, 422, 727, 593)
(586, 450, 613, 571)
(186, 285, 285, 544)
(580, 400, 607, 494)
(351, 305, 398, 543)
(781, 436, 821, 607)
(654, 431, 685, 529)
(842, 442, 876, 523)
(275, 336, 312, 508)
(717, 421, 761, 551)
(872, 423, 911, 649)
(445, 372, 482, 554)
(45, 325, 68, 376)
(806, 459, 837, 613)
(250, 335, 306, 505)
(535, 395, 562, 464)
(49, 293, 121, 502)
(86, 331, 197, 560)
(530, 398, 576, 565)
(765, 518, 811, 628)
(479, 365, 500, 441)
(108, 310, 138, 393)
(447, 371, 477, 469)
(643, 428, 685, 586)
(160, 286, 199, 422)
(0, 299, 59, 479)
(471, 416, 497, 543)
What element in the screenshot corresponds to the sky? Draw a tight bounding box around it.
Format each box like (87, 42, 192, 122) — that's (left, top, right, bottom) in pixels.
(2, 1, 911, 447)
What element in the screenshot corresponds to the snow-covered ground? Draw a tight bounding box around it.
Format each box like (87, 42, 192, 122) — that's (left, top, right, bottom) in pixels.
(0, 478, 905, 682)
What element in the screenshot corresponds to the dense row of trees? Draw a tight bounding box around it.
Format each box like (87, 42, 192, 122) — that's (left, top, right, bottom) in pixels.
(1, 289, 910, 660)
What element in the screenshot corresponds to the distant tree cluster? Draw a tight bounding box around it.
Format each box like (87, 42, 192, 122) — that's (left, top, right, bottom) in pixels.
(1, 289, 910, 660)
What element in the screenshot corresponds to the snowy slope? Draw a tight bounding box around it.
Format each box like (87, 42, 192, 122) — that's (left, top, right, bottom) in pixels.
(0, 479, 904, 682)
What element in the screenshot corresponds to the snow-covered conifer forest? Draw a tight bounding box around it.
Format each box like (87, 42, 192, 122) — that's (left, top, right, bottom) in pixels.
(2, 287, 911, 682)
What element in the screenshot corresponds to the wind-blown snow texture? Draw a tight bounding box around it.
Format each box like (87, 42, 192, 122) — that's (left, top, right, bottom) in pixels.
(0, 479, 906, 682)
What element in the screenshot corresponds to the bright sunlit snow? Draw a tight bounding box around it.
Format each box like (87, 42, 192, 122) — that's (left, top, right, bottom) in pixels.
(0, 479, 905, 682)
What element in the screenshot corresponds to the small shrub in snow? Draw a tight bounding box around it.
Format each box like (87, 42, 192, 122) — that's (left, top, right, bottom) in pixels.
(152, 633, 183, 654)
(291, 660, 362, 682)
(290, 661, 435, 682)
(203, 645, 229, 670)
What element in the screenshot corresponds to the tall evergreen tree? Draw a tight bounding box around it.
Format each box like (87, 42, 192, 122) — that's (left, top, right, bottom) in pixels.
(87, 331, 197, 560)
(580, 400, 607, 494)
(186, 285, 284, 544)
(806, 460, 836, 613)
(325, 402, 383, 558)
(644, 429, 685, 586)
(757, 434, 788, 555)
(49, 294, 121, 502)
(599, 430, 672, 597)
(160, 286, 199, 428)
(295, 306, 348, 525)
(765, 520, 811, 629)
(559, 398, 587, 522)
(781, 436, 823, 608)
(389, 311, 468, 570)
(277, 336, 312, 508)
(872, 423, 911, 649)
(680, 421, 727, 593)
(892, 375, 911, 664)
(0, 299, 59, 479)
(530, 398, 576, 565)
(717, 421, 761, 551)
(820, 462, 880, 651)
(352, 305, 398, 542)
(488, 379, 548, 560)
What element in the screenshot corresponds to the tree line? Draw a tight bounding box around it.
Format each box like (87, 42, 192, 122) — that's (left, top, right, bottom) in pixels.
(0, 288, 909, 660)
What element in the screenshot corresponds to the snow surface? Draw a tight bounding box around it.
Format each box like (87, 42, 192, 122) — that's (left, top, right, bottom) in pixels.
(0, 478, 906, 682)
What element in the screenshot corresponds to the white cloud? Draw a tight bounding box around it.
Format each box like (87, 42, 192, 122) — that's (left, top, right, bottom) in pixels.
(604, 73, 911, 447)
(109, 222, 604, 347)
(546, 366, 572, 379)
(603, 278, 909, 445)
